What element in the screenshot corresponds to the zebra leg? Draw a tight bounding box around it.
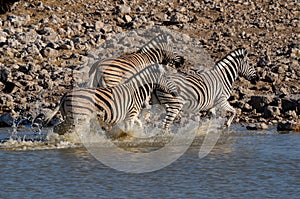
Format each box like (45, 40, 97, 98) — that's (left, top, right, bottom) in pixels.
(163, 102, 184, 129)
(124, 113, 143, 132)
(219, 100, 236, 128)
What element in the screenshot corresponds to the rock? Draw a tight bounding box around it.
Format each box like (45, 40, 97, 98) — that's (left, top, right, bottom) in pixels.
(41, 47, 58, 57)
(0, 30, 8, 43)
(95, 21, 104, 31)
(124, 15, 132, 23)
(0, 113, 14, 127)
(263, 106, 281, 118)
(118, 5, 131, 14)
(277, 121, 300, 132)
(246, 123, 269, 130)
(249, 96, 273, 113)
(37, 27, 60, 42)
(281, 98, 298, 113)
(2, 81, 16, 93)
(264, 71, 279, 83)
(0, 67, 8, 83)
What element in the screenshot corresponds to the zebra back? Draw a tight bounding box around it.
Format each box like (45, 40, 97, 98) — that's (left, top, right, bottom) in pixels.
(137, 33, 184, 66)
(88, 33, 184, 88)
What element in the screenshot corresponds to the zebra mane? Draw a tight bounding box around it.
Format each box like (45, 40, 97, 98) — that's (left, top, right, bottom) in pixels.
(214, 48, 248, 69)
(137, 33, 171, 54)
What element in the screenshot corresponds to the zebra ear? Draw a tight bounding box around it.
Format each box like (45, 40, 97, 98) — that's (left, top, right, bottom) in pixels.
(243, 48, 248, 57)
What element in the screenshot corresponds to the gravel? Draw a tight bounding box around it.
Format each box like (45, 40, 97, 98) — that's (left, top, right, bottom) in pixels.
(0, 0, 299, 130)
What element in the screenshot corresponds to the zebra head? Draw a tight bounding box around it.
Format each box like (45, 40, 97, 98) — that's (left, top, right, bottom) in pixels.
(235, 48, 257, 81)
(169, 53, 185, 69)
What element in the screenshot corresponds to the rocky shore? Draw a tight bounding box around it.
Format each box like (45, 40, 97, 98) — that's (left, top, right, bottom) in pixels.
(0, 0, 299, 131)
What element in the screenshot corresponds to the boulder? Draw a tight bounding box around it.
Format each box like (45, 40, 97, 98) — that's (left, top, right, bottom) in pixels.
(249, 95, 273, 113)
(277, 121, 300, 132)
(263, 106, 281, 118)
(281, 98, 298, 113)
(0, 113, 14, 127)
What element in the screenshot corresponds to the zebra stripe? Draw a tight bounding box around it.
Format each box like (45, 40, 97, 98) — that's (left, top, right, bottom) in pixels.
(45, 64, 178, 131)
(157, 48, 257, 128)
(88, 33, 184, 88)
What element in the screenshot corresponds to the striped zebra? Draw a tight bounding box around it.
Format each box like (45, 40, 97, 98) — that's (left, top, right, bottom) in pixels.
(44, 63, 178, 133)
(156, 48, 257, 128)
(88, 33, 184, 88)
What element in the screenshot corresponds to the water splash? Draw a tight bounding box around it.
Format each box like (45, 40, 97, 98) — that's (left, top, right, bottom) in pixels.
(0, 104, 228, 152)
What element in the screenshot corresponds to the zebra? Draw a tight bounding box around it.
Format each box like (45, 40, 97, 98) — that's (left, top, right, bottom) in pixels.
(156, 48, 257, 129)
(88, 33, 184, 88)
(43, 63, 179, 133)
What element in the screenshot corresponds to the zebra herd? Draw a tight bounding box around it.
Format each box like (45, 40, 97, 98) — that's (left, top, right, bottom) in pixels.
(43, 33, 257, 135)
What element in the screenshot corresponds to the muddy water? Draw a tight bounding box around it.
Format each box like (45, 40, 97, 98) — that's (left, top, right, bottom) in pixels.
(0, 125, 299, 198)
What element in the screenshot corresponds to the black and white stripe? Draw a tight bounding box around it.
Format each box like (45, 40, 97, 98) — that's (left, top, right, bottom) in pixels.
(88, 33, 184, 88)
(45, 64, 178, 131)
(156, 48, 257, 128)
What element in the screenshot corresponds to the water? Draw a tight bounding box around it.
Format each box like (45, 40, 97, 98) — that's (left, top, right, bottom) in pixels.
(0, 125, 299, 198)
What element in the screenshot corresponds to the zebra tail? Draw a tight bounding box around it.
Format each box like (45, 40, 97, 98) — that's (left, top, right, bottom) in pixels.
(43, 92, 68, 126)
(43, 103, 61, 126)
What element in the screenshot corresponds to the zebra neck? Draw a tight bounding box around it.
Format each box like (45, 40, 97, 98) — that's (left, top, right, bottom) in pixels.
(126, 66, 160, 98)
(214, 61, 238, 93)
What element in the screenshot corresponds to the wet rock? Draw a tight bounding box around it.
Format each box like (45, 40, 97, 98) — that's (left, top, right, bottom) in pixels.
(246, 123, 268, 130)
(277, 121, 300, 132)
(0, 113, 14, 127)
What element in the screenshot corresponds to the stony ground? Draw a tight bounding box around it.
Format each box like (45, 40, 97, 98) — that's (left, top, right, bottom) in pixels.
(0, 0, 299, 129)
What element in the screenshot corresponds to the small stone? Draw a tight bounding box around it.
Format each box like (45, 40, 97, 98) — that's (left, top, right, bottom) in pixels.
(41, 47, 57, 57)
(136, 6, 143, 12)
(119, 5, 131, 14)
(259, 123, 269, 130)
(124, 15, 132, 23)
(95, 21, 104, 31)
